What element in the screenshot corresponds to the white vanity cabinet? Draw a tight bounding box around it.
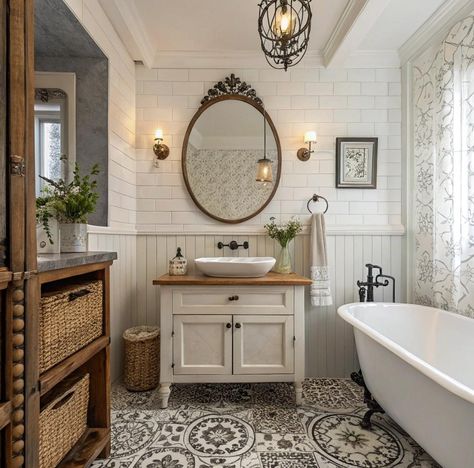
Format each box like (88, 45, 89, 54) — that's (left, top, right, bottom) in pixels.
(154, 273, 311, 408)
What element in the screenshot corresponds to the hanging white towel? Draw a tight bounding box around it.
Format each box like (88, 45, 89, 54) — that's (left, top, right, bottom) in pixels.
(310, 213, 332, 306)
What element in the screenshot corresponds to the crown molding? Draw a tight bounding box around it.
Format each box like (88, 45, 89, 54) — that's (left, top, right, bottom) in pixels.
(323, 0, 391, 67)
(99, 0, 154, 68)
(399, 0, 474, 64)
(150, 48, 399, 70)
(323, 0, 368, 65)
(151, 49, 325, 69)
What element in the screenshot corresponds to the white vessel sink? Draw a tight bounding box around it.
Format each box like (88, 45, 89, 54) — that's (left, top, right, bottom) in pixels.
(195, 257, 276, 278)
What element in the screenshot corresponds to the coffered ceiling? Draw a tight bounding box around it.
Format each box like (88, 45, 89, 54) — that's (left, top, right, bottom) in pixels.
(99, 0, 449, 68)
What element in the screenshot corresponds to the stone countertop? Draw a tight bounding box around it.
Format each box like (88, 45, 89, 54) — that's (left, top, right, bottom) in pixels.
(153, 272, 312, 286)
(37, 251, 117, 272)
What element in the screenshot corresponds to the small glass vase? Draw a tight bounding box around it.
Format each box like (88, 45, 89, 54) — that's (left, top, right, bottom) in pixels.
(273, 244, 292, 274)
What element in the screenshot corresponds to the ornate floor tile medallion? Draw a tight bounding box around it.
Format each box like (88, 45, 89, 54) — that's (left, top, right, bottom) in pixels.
(309, 413, 403, 467)
(184, 414, 255, 457)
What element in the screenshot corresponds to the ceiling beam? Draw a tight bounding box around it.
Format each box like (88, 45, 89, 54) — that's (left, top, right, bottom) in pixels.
(323, 0, 391, 68)
(99, 0, 154, 68)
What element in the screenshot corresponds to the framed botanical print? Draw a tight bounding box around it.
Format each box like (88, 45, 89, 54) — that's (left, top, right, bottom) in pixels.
(335, 137, 378, 189)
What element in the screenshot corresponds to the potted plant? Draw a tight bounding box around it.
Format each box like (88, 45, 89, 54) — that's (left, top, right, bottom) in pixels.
(264, 217, 302, 274)
(39, 163, 99, 253)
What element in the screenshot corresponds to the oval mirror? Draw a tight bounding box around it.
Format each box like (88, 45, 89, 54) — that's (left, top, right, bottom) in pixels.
(182, 79, 281, 223)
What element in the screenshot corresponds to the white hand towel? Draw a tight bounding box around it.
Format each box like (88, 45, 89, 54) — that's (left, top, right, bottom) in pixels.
(310, 213, 332, 306)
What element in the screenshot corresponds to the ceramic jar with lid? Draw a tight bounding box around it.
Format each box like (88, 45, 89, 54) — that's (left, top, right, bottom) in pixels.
(169, 247, 187, 275)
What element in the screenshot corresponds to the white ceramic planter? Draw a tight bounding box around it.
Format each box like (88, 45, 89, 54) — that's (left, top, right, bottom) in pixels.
(36, 219, 60, 254)
(60, 223, 88, 253)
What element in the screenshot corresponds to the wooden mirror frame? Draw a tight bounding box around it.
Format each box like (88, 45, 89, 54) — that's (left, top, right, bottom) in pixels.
(182, 90, 282, 224)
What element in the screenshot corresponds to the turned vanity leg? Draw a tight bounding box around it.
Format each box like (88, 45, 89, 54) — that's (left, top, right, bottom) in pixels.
(295, 380, 303, 405)
(159, 382, 171, 408)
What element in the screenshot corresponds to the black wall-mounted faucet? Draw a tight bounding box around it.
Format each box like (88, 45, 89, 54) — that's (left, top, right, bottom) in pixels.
(217, 240, 249, 251)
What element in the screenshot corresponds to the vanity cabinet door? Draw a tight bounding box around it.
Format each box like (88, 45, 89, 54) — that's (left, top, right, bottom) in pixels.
(173, 315, 232, 375)
(233, 315, 294, 375)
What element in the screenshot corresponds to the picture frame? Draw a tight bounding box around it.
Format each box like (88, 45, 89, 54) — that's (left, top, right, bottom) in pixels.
(335, 137, 378, 189)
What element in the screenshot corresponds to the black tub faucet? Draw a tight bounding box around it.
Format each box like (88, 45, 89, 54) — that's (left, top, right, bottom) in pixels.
(357, 264, 396, 303)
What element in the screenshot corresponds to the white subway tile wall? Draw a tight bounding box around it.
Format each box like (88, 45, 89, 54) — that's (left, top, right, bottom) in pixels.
(135, 65, 402, 232)
(65, 0, 137, 230)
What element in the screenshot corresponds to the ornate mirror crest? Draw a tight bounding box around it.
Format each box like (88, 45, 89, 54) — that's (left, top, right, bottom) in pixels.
(35, 88, 67, 102)
(201, 74, 263, 106)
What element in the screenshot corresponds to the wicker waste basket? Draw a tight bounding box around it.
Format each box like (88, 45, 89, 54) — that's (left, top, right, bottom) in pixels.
(123, 326, 160, 391)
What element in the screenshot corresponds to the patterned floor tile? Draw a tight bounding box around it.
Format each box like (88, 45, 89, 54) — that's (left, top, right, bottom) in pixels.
(252, 406, 305, 434)
(256, 433, 315, 452)
(303, 378, 364, 410)
(260, 452, 320, 468)
(92, 379, 439, 468)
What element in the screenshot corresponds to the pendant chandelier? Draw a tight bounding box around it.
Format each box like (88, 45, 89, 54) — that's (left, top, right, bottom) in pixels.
(258, 0, 312, 71)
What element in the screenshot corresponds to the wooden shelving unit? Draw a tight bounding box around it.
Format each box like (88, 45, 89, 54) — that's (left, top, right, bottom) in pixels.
(25, 255, 116, 468)
(58, 428, 110, 468)
(39, 336, 109, 396)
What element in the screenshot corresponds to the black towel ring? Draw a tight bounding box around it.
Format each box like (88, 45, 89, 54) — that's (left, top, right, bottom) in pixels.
(307, 194, 329, 214)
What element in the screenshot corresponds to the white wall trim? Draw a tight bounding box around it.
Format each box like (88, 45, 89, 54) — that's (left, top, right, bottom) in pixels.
(150, 48, 400, 70)
(399, 0, 474, 65)
(323, 0, 391, 68)
(99, 0, 154, 68)
(152, 49, 320, 69)
(135, 225, 406, 237)
(88, 225, 138, 236)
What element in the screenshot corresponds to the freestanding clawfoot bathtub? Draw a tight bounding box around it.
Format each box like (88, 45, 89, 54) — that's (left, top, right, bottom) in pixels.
(338, 302, 474, 468)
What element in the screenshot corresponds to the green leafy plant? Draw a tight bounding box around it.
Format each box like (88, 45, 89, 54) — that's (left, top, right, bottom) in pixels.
(36, 163, 100, 242)
(264, 217, 303, 247)
(36, 188, 57, 244)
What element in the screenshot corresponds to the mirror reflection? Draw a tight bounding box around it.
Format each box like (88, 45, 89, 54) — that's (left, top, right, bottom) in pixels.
(184, 99, 280, 222)
(34, 88, 68, 195)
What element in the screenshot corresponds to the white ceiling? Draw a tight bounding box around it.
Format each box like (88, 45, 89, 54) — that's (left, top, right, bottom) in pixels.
(99, 0, 450, 68)
(135, 0, 349, 52)
(360, 0, 446, 50)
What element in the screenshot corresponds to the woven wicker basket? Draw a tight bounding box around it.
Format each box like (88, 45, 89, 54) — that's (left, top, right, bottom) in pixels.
(39, 280, 103, 373)
(123, 326, 160, 391)
(39, 373, 90, 468)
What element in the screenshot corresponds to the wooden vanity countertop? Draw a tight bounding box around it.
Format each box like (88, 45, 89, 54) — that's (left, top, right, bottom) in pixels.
(154, 272, 312, 286)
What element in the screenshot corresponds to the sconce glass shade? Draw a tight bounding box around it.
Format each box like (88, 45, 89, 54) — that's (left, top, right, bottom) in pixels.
(304, 130, 317, 143)
(154, 128, 163, 140)
(256, 158, 273, 183)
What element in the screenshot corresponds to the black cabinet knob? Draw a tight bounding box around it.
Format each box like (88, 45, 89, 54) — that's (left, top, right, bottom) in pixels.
(235, 323, 242, 329)
(226, 323, 232, 329)
(228, 295, 239, 301)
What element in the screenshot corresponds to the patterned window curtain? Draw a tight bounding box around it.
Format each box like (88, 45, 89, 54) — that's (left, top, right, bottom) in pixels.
(413, 14, 474, 317)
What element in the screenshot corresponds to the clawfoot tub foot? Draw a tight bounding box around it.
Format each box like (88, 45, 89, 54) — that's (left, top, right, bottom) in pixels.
(361, 409, 377, 429)
(351, 370, 385, 430)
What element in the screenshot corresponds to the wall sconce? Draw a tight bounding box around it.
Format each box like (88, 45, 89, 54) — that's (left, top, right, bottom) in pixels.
(153, 128, 169, 167)
(297, 130, 317, 161)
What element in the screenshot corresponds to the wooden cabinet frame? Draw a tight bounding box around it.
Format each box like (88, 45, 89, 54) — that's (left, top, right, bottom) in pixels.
(1, 1, 37, 467)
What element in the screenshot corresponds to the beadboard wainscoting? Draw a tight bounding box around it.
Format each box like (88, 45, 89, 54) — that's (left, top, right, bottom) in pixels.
(137, 232, 404, 378)
(89, 230, 137, 381)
